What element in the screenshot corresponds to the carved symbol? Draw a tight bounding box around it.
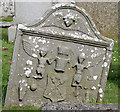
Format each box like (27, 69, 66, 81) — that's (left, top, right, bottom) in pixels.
(63, 17, 75, 27)
(55, 46, 70, 72)
(44, 74, 66, 102)
(63, 13, 76, 27)
(30, 83, 37, 91)
(19, 79, 27, 101)
(22, 39, 50, 79)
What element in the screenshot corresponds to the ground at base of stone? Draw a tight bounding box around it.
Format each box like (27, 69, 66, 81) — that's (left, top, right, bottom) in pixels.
(41, 102, 119, 110)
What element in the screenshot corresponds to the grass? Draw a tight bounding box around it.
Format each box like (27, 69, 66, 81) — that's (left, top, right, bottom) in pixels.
(0, 18, 13, 22)
(1, 27, 119, 110)
(103, 80, 119, 103)
(2, 105, 41, 111)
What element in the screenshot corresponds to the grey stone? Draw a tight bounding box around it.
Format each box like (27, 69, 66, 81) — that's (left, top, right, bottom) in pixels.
(8, 2, 52, 42)
(30, 83, 37, 91)
(41, 102, 119, 110)
(8, 25, 17, 42)
(13, 2, 52, 25)
(5, 3, 114, 107)
(0, 0, 14, 18)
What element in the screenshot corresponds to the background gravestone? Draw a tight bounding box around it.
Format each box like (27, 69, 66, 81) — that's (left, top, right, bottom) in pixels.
(5, 3, 114, 107)
(0, 0, 14, 18)
(13, 2, 52, 25)
(8, 2, 52, 42)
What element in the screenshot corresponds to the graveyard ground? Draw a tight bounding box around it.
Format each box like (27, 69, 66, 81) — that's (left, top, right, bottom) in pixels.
(0, 24, 119, 110)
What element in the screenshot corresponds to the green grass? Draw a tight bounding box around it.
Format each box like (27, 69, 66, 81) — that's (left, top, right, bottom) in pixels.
(2, 105, 41, 110)
(1, 28, 119, 110)
(103, 80, 119, 103)
(0, 28, 14, 108)
(0, 18, 13, 22)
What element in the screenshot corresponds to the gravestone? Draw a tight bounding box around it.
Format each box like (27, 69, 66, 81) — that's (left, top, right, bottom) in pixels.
(13, 2, 52, 25)
(8, 2, 52, 42)
(5, 3, 114, 107)
(0, 0, 14, 18)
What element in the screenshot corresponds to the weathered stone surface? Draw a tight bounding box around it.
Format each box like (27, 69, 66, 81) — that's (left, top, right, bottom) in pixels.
(5, 3, 114, 107)
(41, 102, 119, 110)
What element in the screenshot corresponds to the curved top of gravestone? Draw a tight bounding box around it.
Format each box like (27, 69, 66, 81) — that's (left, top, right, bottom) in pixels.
(18, 3, 114, 50)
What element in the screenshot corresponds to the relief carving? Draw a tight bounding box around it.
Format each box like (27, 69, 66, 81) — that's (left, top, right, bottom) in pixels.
(72, 53, 86, 86)
(63, 13, 76, 27)
(22, 39, 50, 79)
(43, 46, 71, 102)
(33, 48, 49, 79)
(5, 3, 114, 107)
(55, 46, 70, 72)
(44, 73, 66, 102)
(19, 79, 27, 101)
(72, 52, 105, 97)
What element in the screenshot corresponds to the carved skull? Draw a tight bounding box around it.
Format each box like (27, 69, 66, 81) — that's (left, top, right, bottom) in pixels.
(78, 53, 85, 64)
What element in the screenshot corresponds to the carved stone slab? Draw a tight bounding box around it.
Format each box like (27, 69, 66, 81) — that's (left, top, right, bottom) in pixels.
(5, 3, 114, 107)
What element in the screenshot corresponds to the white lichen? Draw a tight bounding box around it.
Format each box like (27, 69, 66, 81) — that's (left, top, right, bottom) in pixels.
(91, 50, 94, 53)
(103, 62, 108, 67)
(35, 45, 39, 48)
(29, 36, 32, 40)
(25, 69, 31, 75)
(91, 86, 96, 90)
(26, 60, 32, 65)
(98, 84, 101, 87)
(99, 88, 103, 93)
(100, 94, 103, 98)
(93, 75, 98, 80)
(32, 53, 38, 58)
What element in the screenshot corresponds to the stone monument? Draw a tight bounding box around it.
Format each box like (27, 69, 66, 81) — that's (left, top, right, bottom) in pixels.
(5, 3, 114, 107)
(8, 1, 52, 42)
(0, 0, 14, 18)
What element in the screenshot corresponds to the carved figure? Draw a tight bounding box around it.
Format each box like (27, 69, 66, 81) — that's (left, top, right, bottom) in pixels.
(44, 73, 66, 102)
(34, 48, 49, 79)
(72, 53, 86, 86)
(43, 46, 71, 102)
(72, 52, 105, 97)
(22, 39, 50, 79)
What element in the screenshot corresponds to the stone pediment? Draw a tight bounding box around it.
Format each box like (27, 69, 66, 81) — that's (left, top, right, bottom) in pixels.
(18, 3, 113, 50)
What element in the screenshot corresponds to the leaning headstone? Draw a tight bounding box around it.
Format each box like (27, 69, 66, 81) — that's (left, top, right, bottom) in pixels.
(5, 3, 114, 107)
